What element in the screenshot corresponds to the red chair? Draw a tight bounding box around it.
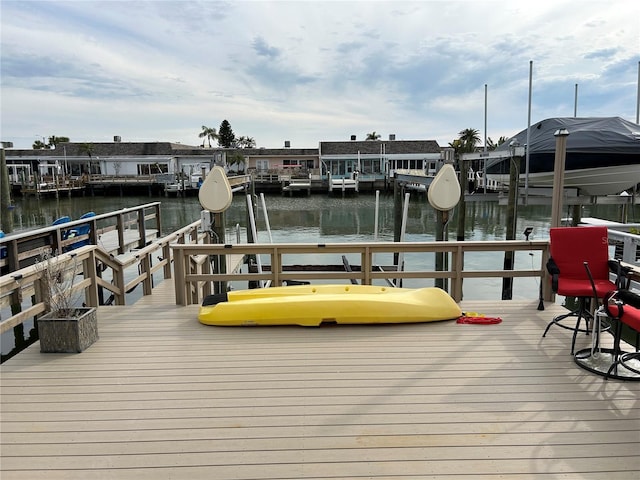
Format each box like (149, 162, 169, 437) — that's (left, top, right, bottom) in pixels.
(604, 290, 640, 380)
(542, 226, 617, 354)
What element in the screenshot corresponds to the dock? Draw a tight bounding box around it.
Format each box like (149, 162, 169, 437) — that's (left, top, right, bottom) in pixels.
(329, 177, 359, 194)
(1, 279, 639, 479)
(282, 177, 312, 196)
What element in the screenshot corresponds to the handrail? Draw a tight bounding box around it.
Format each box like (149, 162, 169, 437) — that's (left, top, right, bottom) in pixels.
(0, 203, 162, 274)
(171, 240, 551, 305)
(0, 220, 205, 337)
(607, 230, 640, 264)
(0, 202, 161, 243)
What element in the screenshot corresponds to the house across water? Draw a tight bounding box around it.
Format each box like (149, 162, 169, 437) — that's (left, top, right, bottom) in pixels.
(4, 135, 449, 195)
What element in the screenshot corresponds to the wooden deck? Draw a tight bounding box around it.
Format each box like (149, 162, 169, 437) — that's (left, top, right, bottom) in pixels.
(1, 280, 639, 479)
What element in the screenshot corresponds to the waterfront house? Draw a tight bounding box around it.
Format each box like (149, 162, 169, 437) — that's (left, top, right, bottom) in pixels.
(4, 140, 227, 193)
(6, 141, 225, 176)
(319, 136, 442, 182)
(4, 135, 446, 194)
(238, 147, 320, 176)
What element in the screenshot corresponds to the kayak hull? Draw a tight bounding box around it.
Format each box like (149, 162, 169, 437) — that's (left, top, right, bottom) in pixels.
(198, 284, 462, 326)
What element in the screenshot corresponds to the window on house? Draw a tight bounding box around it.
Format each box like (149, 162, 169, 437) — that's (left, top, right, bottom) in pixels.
(137, 163, 168, 175)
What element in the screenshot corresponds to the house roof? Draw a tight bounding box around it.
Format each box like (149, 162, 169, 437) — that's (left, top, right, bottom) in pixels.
(7, 140, 442, 159)
(6, 143, 320, 158)
(239, 148, 319, 156)
(6, 142, 204, 158)
(320, 140, 441, 155)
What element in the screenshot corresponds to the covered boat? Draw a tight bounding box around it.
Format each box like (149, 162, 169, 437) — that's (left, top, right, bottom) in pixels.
(485, 117, 640, 195)
(198, 284, 462, 326)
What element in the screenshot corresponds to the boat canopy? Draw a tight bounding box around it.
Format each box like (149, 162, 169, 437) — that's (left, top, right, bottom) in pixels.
(494, 116, 640, 157)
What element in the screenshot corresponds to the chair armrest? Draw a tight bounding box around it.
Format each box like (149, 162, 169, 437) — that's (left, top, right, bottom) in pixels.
(616, 289, 640, 309)
(608, 259, 634, 289)
(546, 257, 560, 292)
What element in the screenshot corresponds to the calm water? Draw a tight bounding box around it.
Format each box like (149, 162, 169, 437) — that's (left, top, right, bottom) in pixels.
(6, 191, 636, 241)
(2, 191, 638, 359)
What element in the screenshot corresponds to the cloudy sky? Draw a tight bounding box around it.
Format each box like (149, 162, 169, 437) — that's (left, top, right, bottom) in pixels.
(1, 0, 639, 150)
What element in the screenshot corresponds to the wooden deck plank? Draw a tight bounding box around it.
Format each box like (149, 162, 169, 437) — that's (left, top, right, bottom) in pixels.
(4, 430, 639, 453)
(2, 446, 637, 471)
(2, 289, 639, 479)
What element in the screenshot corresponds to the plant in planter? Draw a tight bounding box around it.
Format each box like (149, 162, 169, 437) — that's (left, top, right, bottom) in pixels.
(35, 249, 98, 353)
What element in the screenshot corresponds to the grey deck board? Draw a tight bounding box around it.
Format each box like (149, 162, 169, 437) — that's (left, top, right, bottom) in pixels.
(2, 283, 639, 479)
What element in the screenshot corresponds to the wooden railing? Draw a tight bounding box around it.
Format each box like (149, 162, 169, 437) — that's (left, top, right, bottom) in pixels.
(0, 220, 206, 337)
(4, 222, 639, 358)
(171, 240, 552, 305)
(0, 202, 162, 275)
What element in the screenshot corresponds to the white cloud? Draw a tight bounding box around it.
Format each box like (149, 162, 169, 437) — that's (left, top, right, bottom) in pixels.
(1, 0, 639, 149)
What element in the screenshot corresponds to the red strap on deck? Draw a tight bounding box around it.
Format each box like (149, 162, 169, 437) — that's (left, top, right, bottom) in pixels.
(456, 316, 502, 325)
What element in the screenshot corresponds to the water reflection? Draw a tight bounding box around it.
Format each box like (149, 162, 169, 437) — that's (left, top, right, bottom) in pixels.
(6, 191, 638, 242)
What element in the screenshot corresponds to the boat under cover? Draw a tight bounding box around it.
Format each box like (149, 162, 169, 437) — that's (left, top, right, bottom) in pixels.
(198, 284, 463, 326)
(486, 117, 640, 195)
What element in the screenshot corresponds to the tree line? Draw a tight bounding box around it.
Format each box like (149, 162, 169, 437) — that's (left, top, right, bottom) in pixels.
(199, 120, 255, 149)
(31, 125, 507, 154)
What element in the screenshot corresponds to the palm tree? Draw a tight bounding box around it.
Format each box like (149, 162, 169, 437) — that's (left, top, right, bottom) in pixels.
(236, 136, 256, 148)
(79, 143, 94, 159)
(486, 136, 508, 151)
(365, 131, 381, 141)
(47, 136, 70, 149)
(448, 139, 464, 158)
(199, 126, 218, 148)
(78, 143, 95, 176)
(457, 128, 481, 153)
(227, 152, 245, 172)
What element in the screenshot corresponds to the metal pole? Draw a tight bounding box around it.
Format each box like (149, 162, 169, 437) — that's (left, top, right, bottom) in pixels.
(484, 84, 488, 153)
(395, 192, 410, 287)
(525, 61, 533, 202)
(636, 61, 639, 124)
(246, 194, 264, 288)
(374, 190, 380, 241)
(574, 83, 578, 117)
(550, 129, 570, 229)
(259, 193, 273, 243)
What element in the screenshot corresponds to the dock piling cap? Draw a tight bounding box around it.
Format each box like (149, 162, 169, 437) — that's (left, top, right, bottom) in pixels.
(198, 166, 233, 213)
(428, 164, 461, 211)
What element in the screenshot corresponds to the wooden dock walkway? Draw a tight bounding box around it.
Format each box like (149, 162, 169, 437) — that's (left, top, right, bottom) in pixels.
(1, 280, 639, 479)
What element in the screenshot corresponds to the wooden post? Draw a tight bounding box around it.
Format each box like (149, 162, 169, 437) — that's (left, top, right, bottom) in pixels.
(154, 203, 162, 240)
(137, 207, 147, 249)
(162, 243, 172, 279)
(11, 275, 25, 351)
(1, 147, 14, 234)
(84, 251, 99, 307)
(173, 246, 186, 306)
(502, 155, 519, 300)
(116, 213, 125, 255)
(113, 262, 126, 305)
(571, 204, 582, 226)
(141, 253, 153, 296)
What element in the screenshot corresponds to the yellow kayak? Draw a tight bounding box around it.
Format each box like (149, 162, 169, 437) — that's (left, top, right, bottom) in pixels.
(198, 284, 462, 326)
